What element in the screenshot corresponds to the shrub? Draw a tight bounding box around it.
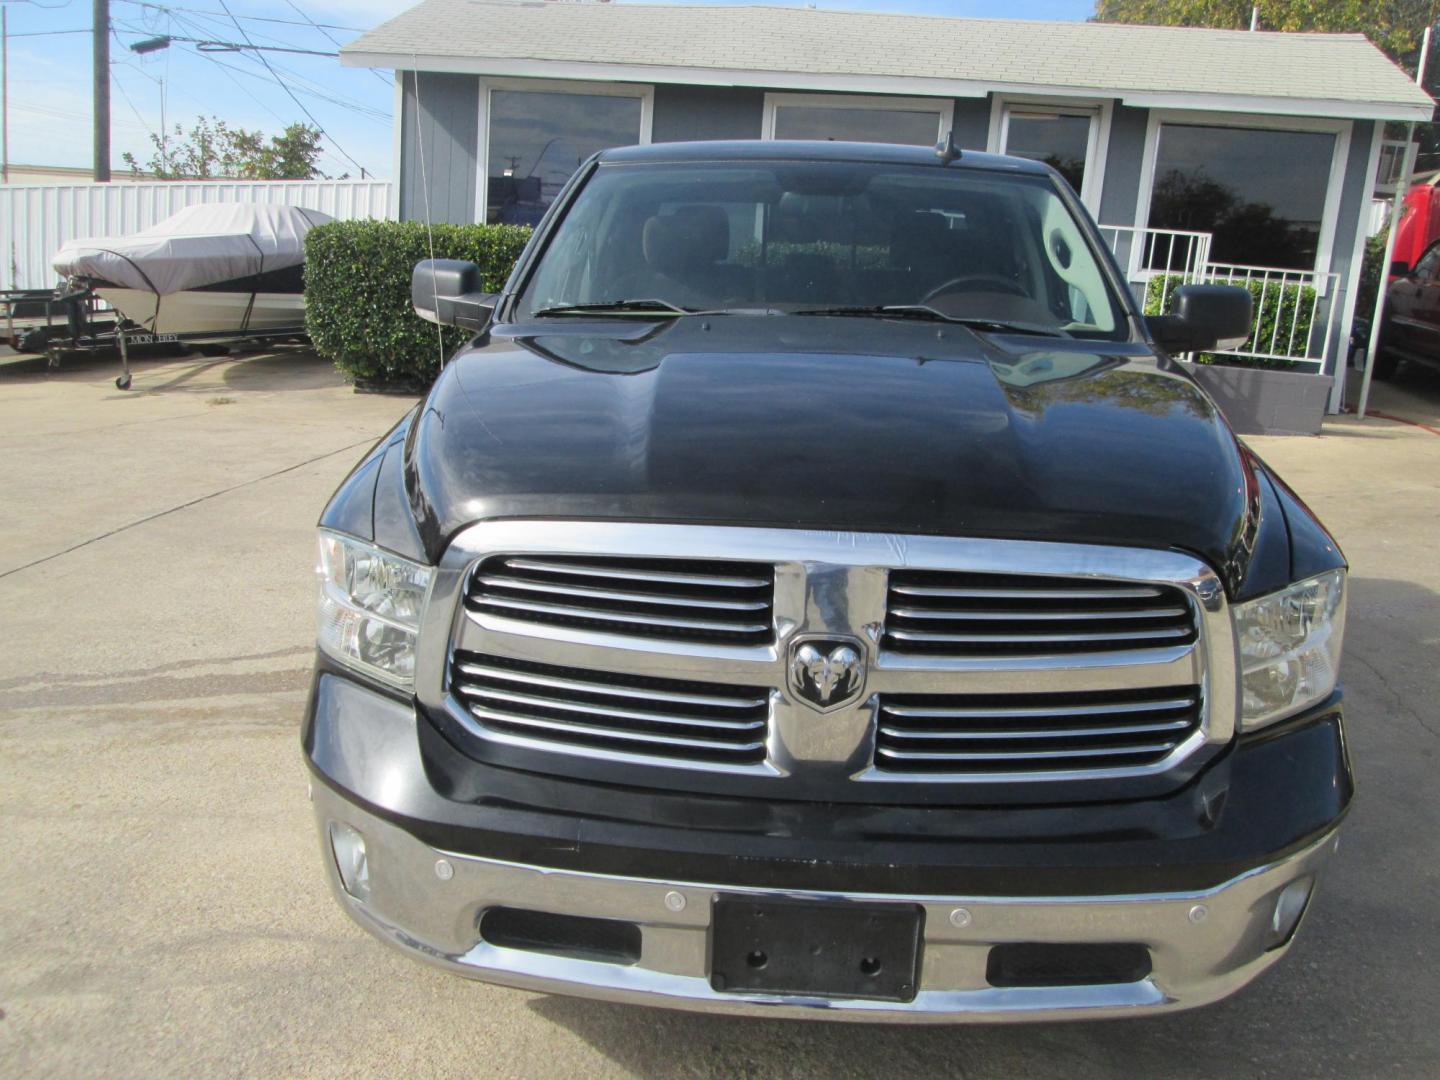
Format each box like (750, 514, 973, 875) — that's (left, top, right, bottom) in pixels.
(1143, 273, 1317, 368)
(305, 219, 532, 388)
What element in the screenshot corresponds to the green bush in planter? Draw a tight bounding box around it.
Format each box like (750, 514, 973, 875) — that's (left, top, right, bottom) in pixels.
(305, 220, 532, 388)
(1143, 273, 1317, 368)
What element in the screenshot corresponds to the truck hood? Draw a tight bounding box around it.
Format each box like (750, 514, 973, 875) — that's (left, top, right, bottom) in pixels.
(406, 315, 1258, 587)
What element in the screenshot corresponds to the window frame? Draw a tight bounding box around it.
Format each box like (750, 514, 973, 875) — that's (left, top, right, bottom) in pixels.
(987, 95, 1112, 216)
(473, 77, 655, 225)
(1131, 109, 1353, 285)
(760, 92, 955, 146)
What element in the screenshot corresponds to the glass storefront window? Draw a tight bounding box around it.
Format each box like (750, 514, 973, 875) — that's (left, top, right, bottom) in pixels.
(1146, 123, 1336, 271)
(486, 89, 644, 225)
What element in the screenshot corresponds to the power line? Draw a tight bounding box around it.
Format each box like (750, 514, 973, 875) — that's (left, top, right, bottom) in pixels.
(211, 0, 366, 175)
(114, 0, 361, 32)
(279, 0, 389, 86)
(8, 26, 91, 35)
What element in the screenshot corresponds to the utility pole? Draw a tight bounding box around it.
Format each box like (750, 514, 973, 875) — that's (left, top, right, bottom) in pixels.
(93, 0, 111, 181)
(3, 6, 10, 184)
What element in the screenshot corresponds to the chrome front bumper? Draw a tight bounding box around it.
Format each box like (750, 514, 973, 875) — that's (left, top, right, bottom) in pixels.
(311, 780, 1338, 1023)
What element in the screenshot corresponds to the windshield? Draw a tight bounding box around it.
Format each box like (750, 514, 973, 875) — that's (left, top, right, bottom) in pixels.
(515, 160, 1128, 339)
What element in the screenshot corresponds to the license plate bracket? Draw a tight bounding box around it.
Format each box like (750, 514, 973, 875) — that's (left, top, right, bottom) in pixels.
(710, 895, 923, 1002)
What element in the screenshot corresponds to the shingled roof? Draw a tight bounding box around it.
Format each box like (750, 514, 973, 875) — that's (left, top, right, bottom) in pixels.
(343, 0, 1434, 121)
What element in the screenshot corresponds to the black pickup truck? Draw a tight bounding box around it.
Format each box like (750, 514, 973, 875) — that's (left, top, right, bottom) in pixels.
(304, 140, 1350, 1021)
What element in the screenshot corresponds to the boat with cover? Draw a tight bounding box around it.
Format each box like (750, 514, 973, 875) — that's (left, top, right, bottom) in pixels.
(51, 202, 332, 337)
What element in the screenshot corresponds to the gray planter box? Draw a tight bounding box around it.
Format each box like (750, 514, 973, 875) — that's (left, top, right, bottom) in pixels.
(1178, 362, 1334, 436)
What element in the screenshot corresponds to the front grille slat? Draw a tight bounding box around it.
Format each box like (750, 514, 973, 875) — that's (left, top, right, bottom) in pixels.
(476, 594, 771, 634)
(878, 719, 1194, 740)
(888, 606, 1189, 622)
(467, 707, 769, 754)
(873, 686, 1201, 775)
(455, 661, 768, 709)
(450, 651, 771, 766)
(457, 685, 767, 732)
(467, 554, 775, 645)
(885, 569, 1197, 657)
(876, 741, 1181, 763)
(502, 557, 770, 590)
(476, 575, 772, 612)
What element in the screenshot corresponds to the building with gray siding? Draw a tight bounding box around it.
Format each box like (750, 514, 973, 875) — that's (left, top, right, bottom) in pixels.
(347, 1, 1433, 410)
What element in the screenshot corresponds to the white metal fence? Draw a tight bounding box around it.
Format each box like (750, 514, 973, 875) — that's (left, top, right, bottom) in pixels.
(1203, 263, 1340, 367)
(1100, 225, 1338, 368)
(2, 179, 394, 291)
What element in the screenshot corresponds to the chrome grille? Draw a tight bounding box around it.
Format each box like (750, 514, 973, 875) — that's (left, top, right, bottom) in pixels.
(884, 570, 1197, 656)
(431, 523, 1233, 798)
(450, 651, 772, 766)
(465, 555, 775, 645)
(874, 686, 1202, 773)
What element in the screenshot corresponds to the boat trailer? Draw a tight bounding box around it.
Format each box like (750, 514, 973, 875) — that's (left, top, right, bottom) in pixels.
(2, 287, 308, 389)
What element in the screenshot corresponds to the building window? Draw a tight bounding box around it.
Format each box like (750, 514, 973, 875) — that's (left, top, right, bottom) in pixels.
(484, 85, 648, 225)
(1146, 122, 1337, 271)
(1002, 110, 1092, 194)
(763, 94, 952, 146)
(990, 99, 1109, 213)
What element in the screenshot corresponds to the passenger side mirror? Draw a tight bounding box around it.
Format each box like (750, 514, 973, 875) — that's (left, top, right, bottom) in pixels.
(411, 259, 497, 332)
(1146, 284, 1253, 355)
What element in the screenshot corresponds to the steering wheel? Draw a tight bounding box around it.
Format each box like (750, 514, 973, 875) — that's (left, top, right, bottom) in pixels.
(922, 274, 1029, 303)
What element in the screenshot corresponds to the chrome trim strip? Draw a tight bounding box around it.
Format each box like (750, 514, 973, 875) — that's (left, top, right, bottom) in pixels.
(875, 741, 1178, 762)
(413, 522, 1237, 790)
(502, 556, 770, 589)
(477, 575, 771, 611)
(888, 606, 1189, 621)
(881, 696, 1196, 718)
(466, 706, 767, 754)
(885, 625, 1194, 644)
(457, 685, 767, 732)
(470, 594, 769, 634)
(890, 583, 1166, 600)
(454, 661, 768, 708)
(877, 719, 1193, 740)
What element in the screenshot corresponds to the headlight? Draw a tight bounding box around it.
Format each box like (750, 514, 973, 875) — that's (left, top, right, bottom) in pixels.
(1233, 569, 1346, 731)
(316, 530, 432, 689)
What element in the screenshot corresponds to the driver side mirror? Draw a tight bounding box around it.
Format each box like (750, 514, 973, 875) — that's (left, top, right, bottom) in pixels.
(1146, 284, 1253, 355)
(411, 259, 497, 332)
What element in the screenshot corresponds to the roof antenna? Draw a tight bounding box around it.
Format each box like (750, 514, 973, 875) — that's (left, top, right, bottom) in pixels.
(934, 130, 961, 164)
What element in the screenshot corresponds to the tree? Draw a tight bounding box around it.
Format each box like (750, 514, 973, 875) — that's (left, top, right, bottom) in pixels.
(122, 117, 329, 180)
(1092, 1, 1433, 63)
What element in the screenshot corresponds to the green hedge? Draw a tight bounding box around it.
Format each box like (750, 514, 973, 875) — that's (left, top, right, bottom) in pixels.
(305, 220, 531, 387)
(1143, 274, 1316, 368)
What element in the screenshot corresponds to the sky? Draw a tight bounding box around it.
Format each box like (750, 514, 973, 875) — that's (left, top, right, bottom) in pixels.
(0, 0, 1096, 179)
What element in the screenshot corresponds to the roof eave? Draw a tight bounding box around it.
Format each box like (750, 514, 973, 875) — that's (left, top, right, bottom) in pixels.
(342, 50, 1436, 123)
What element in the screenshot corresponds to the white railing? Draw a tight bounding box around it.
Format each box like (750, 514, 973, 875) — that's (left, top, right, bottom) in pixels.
(1098, 225, 1340, 367)
(1098, 224, 1213, 312)
(1202, 263, 1340, 367)
(2, 179, 394, 291)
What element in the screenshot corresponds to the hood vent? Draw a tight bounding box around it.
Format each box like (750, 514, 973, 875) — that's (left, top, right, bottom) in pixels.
(465, 554, 775, 645)
(884, 570, 1197, 657)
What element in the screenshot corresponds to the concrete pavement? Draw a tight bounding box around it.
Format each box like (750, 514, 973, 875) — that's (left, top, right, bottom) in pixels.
(2, 349, 1438, 1078)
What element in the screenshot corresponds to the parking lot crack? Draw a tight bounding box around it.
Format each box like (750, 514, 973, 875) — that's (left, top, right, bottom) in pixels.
(0, 435, 380, 582)
(1348, 650, 1440, 741)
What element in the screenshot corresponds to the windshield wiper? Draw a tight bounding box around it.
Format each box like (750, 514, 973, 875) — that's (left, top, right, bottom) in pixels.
(532, 298, 696, 318)
(792, 305, 1068, 337)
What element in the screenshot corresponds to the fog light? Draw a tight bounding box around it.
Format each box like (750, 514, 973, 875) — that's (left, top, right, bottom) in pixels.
(329, 821, 370, 902)
(1267, 877, 1314, 950)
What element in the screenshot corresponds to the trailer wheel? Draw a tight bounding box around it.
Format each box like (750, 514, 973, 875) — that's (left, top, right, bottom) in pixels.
(116, 374, 132, 390)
